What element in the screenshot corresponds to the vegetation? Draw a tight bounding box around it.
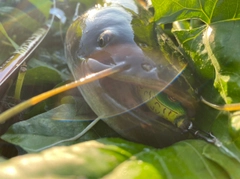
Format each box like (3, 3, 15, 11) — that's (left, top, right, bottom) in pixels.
(0, 0, 239, 178)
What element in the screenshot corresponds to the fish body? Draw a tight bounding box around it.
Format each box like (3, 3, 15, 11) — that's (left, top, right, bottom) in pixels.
(65, 0, 197, 147)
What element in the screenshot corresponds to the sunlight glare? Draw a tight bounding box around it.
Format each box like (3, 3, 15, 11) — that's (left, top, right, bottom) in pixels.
(87, 8, 99, 22)
(3, 166, 17, 176)
(206, 26, 213, 38)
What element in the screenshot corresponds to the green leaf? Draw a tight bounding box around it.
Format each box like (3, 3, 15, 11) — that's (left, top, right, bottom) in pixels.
(0, 139, 239, 178)
(229, 111, 240, 147)
(15, 65, 63, 100)
(204, 144, 240, 178)
(193, 98, 240, 160)
(0, 139, 147, 178)
(28, 0, 52, 19)
(27, 54, 71, 81)
(0, 23, 19, 49)
(171, 24, 215, 80)
(0, 1, 52, 67)
(0, 6, 40, 31)
(152, 0, 240, 103)
(23, 66, 62, 86)
(152, 0, 240, 24)
(1, 104, 119, 152)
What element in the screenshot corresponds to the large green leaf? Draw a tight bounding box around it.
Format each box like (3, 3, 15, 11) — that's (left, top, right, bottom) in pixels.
(2, 103, 240, 177)
(1, 103, 119, 153)
(152, 0, 240, 104)
(0, 138, 239, 178)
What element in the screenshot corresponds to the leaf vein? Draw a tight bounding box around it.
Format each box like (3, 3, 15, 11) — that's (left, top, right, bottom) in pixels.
(153, 151, 173, 179)
(209, 0, 218, 23)
(183, 141, 217, 179)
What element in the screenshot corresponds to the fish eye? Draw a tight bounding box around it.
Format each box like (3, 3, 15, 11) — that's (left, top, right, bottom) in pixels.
(98, 37, 105, 47)
(97, 30, 112, 47)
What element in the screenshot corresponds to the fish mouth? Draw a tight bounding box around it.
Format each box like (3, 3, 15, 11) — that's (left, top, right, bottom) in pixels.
(88, 50, 117, 67)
